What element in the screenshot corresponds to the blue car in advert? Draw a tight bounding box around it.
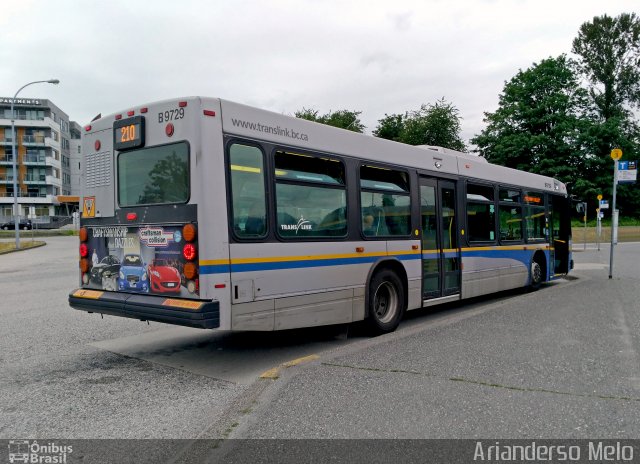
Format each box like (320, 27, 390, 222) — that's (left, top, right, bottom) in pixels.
(118, 254, 149, 293)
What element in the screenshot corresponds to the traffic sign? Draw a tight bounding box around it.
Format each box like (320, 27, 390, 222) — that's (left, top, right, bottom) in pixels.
(611, 148, 623, 160)
(618, 160, 637, 184)
(597, 194, 603, 201)
(599, 200, 609, 209)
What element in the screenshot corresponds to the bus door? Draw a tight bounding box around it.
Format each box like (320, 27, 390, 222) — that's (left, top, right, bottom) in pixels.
(419, 177, 461, 301)
(550, 194, 572, 274)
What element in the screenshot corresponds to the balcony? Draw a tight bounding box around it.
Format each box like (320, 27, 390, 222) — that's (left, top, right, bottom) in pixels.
(0, 175, 15, 184)
(23, 175, 47, 185)
(23, 155, 46, 165)
(0, 155, 14, 165)
(22, 135, 46, 146)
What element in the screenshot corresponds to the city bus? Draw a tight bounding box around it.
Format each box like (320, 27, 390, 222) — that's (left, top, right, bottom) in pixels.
(69, 97, 572, 334)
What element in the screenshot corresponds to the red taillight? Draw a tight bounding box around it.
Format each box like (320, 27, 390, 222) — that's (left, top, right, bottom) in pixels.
(183, 243, 197, 261)
(79, 243, 88, 258)
(126, 212, 137, 221)
(127, 110, 134, 116)
(115, 114, 122, 120)
(140, 107, 148, 113)
(178, 101, 187, 107)
(94, 140, 101, 151)
(84, 125, 91, 131)
(165, 123, 174, 137)
(203, 110, 216, 117)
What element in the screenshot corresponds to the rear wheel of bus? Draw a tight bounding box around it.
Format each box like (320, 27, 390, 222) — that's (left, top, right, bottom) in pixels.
(366, 269, 405, 335)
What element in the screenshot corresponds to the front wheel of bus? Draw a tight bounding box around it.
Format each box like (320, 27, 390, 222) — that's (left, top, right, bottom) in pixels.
(366, 269, 405, 335)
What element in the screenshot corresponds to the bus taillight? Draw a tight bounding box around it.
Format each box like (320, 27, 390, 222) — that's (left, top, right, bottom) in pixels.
(79, 227, 90, 284)
(183, 243, 197, 261)
(182, 224, 197, 242)
(181, 224, 198, 294)
(183, 262, 197, 280)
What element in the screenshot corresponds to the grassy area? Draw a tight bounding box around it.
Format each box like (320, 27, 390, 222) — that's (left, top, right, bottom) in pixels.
(0, 229, 77, 238)
(0, 241, 46, 253)
(571, 217, 640, 227)
(572, 226, 640, 243)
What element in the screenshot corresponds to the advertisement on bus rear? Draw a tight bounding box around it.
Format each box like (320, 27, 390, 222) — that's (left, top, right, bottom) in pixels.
(83, 225, 196, 297)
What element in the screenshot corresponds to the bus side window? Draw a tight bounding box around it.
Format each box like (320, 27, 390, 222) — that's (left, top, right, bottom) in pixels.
(229, 144, 267, 239)
(359, 165, 410, 238)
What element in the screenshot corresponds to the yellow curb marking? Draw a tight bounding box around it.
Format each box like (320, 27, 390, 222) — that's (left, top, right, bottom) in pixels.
(283, 354, 320, 367)
(259, 354, 320, 380)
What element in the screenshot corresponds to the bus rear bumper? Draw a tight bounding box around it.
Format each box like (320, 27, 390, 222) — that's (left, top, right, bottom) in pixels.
(68, 289, 220, 329)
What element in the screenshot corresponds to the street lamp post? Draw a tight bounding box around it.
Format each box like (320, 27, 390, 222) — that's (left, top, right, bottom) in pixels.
(11, 79, 60, 248)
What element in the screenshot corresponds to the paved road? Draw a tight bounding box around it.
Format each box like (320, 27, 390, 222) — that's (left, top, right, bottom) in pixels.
(0, 236, 351, 439)
(1, 237, 638, 443)
(230, 243, 640, 439)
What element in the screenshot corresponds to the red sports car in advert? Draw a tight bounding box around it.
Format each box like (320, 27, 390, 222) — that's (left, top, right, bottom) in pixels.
(147, 259, 182, 294)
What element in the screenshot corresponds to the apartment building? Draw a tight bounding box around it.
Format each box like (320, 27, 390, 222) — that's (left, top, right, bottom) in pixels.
(0, 97, 80, 223)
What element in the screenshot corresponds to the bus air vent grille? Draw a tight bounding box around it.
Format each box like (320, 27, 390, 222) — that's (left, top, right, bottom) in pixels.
(86, 151, 111, 188)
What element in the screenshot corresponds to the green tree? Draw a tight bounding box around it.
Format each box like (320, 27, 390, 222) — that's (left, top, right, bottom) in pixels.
(572, 13, 640, 120)
(472, 56, 593, 192)
(294, 108, 365, 133)
(373, 98, 467, 151)
(572, 13, 640, 216)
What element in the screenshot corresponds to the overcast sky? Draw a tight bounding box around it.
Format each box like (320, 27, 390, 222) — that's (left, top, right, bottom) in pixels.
(2, 0, 637, 145)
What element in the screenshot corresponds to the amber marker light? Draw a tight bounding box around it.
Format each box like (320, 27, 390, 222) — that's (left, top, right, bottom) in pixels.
(182, 224, 197, 242)
(183, 262, 197, 280)
(79, 259, 90, 273)
(79, 227, 88, 242)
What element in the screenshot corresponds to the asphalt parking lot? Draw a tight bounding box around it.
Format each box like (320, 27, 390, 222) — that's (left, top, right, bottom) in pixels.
(1, 236, 639, 444)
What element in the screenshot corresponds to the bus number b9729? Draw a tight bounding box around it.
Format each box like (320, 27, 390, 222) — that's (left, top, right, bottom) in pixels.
(158, 108, 185, 123)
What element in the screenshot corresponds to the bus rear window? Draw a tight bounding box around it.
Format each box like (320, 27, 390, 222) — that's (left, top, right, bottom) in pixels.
(118, 142, 189, 206)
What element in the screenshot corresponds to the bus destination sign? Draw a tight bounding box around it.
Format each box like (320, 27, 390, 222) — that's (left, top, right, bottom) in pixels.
(114, 115, 145, 151)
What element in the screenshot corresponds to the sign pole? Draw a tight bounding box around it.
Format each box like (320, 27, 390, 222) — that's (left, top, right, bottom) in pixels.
(583, 203, 587, 251)
(609, 149, 622, 279)
(596, 194, 602, 252)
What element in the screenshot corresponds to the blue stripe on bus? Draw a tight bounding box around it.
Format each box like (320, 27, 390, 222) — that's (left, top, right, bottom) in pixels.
(199, 248, 547, 275)
(200, 254, 421, 274)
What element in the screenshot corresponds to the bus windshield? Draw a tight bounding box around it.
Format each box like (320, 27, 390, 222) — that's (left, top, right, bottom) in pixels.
(118, 141, 190, 206)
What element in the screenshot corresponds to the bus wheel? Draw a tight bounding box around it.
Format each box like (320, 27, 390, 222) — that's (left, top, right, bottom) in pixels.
(530, 259, 543, 290)
(366, 269, 404, 335)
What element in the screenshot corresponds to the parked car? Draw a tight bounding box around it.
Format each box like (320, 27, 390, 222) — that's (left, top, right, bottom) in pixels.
(148, 259, 182, 294)
(90, 255, 121, 290)
(117, 254, 149, 293)
(1, 219, 32, 230)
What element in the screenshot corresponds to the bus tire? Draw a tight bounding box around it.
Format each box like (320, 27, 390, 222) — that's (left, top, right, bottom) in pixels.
(366, 269, 405, 335)
(530, 257, 544, 290)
